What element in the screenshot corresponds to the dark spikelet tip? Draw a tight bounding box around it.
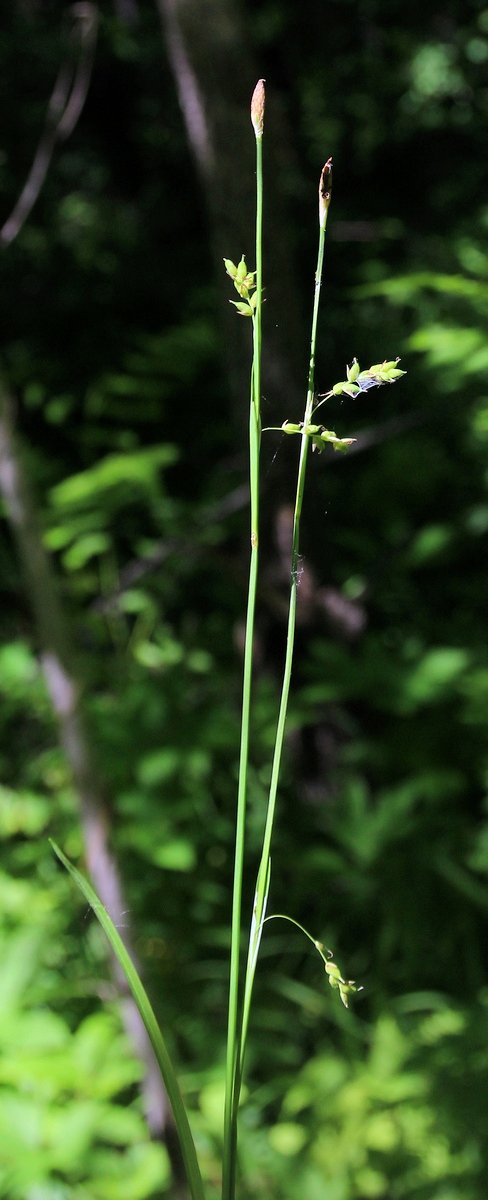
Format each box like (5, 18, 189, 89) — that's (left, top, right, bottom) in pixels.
(319, 157, 333, 227)
(251, 79, 266, 137)
(321, 158, 333, 195)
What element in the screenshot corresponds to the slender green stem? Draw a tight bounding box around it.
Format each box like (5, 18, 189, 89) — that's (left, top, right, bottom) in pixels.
(238, 203, 329, 1083)
(262, 913, 332, 967)
(253, 134, 263, 431)
(222, 124, 264, 1200)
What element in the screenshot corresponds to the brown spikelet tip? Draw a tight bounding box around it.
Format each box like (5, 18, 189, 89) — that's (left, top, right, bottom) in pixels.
(251, 79, 266, 137)
(319, 157, 333, 227)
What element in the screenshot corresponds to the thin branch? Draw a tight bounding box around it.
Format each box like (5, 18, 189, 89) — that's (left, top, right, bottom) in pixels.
(0, 385, 186, 1194)
(155, 0, 214, 178)
(1, 4, 98, 248)
(91, 482, 250, 613)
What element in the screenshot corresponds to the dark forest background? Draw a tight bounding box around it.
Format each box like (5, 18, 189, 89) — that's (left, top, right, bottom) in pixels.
(2, 2, 488, 1198)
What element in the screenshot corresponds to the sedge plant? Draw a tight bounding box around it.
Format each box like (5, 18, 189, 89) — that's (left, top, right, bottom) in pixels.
(52, 79, 405, 1200)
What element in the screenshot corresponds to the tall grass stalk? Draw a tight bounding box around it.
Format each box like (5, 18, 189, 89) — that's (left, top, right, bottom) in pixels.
(237, 159, 332, 1093)
(222, 78, 265, 1200)
(53, 82, 404, 1200)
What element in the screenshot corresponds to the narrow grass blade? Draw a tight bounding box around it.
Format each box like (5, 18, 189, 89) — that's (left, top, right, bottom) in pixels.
(50, 840, 206, 1200)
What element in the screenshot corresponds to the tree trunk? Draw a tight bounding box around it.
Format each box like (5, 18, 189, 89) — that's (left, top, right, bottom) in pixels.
(0, 385, 187, 1197)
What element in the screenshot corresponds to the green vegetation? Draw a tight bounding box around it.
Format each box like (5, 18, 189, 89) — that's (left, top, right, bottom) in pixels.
(1, 4, 488, 1199)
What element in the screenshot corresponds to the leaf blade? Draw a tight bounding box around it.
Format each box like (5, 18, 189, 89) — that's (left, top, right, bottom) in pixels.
(50, 840, 206, 1200)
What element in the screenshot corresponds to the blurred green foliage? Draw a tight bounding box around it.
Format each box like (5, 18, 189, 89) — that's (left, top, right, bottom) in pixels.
(2, 1, 488, 1198)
